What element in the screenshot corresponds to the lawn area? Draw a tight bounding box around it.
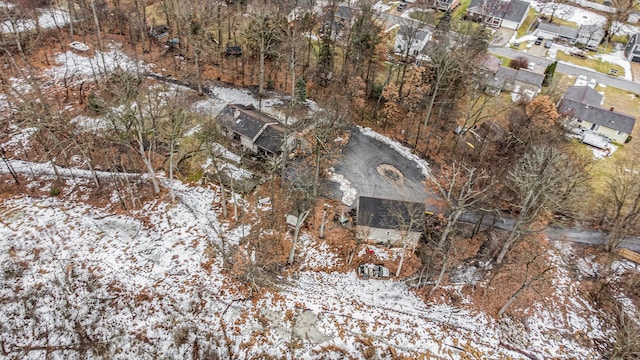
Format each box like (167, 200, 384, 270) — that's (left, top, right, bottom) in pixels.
(517, 9, 538, 38)
(495, 55, 510, 66)
(548, 17, 579, 29)
(409, 10, 433, 21)
(579, 88, 640, 198)
(453, 0, 471, 18)
(556, 51, 625, 77)
(600, 86, 640, 119)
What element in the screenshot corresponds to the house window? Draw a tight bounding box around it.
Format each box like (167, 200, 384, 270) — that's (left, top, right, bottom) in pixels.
(590, 124, 600, 131)
(618, 130, 625, 136)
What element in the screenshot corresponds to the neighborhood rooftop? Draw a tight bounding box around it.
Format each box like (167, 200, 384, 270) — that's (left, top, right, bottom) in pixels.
(536, 22, 579, 39)
(563, 86, 603, 106)
(467, 0, 530, 23)
(515, 69, 545, 87)
(357, 196, 425, 233)
(558, 99, 636, 134)
(217, 104, 285, 154)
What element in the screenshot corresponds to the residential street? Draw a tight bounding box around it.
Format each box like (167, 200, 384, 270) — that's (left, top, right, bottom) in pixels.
(489, 47, 640, 94)
(458, 212, 640, 253)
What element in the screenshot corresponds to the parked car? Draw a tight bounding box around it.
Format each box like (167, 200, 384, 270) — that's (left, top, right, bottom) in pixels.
(527, 62, 535, 71)
(544, 39, 553, 48)
(575, 74, 588, 86)
(397, 3, 407, 10)
(535, 36, 543, 45)
(588, 78, 597, 89)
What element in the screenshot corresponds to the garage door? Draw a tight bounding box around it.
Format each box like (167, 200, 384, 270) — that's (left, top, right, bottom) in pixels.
(633, 56, 640, 63)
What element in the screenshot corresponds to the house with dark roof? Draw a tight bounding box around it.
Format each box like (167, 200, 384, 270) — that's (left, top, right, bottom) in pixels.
(465, 0, 530, 30)
(485, 66, 545, 100)
(624, 33, 640, 63)
(356, 196, 425, 246)
(216, 104, 290, 157)
(394, 25, 433, 58)
(558, 86, 636, 144)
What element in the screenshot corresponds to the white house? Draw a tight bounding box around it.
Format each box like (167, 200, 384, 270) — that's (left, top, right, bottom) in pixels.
(624, 33, 640, 63)
(394, 25, 433, 57)
(466, 0, 530, 30)
(558, 86, 636, 144)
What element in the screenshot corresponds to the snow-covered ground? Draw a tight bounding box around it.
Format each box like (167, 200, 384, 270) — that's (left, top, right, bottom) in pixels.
(0, 8, 71, 33)
(0, 161, 626, 358)
(531, 2, 606, 26)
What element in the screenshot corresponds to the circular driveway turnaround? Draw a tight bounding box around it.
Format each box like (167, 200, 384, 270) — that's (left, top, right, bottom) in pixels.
(331, 126, 429, 205)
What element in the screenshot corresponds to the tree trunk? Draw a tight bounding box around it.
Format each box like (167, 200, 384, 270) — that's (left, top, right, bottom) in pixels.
(396, 235, 409, 277)
(288, 211, 309, 265)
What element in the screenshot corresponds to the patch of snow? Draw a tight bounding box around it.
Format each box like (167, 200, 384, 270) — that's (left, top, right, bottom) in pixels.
(373, 1, 392, 13)
(300, 234, 340, 270)
(358, 245, 391, 260)
(45, 43, 147, 85)
(329, 170, 357, 206)
(532, 2, 606, 26)
(591, 142, 617, 159)
(71, 115, 110, 132)
(1, 127, 36, 153)
(211, 143, 241, 163)
(593, 51, 633, 81)
(358, 126, 430, 178)
(0, 8, 71, 33)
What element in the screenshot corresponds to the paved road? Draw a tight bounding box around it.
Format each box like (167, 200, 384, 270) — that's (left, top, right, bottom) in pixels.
(331, 126, 430, 204)
(457, 211, 640, 252)
(489, 47, 640, 94)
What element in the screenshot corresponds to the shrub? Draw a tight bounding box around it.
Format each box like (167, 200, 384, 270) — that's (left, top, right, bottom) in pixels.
(509, 56, 528, 70)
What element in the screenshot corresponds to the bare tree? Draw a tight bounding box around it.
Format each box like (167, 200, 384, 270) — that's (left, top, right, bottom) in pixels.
(392, 202, 425, 277)
(498, 255, 554, 317)
(243, 3, 286, 107)
(604, 0, 636, 48)
(600, 158, 640, 251)
(496, 145, 589, 264)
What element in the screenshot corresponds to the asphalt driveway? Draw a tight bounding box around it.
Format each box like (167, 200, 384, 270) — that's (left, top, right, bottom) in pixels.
(326, 126, 430, 206)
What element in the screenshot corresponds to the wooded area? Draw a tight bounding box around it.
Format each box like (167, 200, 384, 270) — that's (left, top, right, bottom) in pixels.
(0, 0, 639, 358)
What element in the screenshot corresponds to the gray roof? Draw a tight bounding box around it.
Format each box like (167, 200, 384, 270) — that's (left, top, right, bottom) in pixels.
(478, 54, 501, 73)
(564, 86, 603, 106)
(578, 25, 604, 39)
(558, 99, 636, 134)
(216, 104, 285, 154)
(536, 22, 578, 39)
(336, 6, 353, 20)
(398, 25, 431, 43)
(357, 196, 425, 232)
(630, 33, 640, 46)
(515, 69, 545, 86)
(496, 66, 517, 81)
(468, 0, 530, 23)
(486, 66, 516, 88)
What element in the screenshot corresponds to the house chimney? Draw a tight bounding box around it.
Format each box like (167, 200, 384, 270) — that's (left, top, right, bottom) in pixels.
(609, 106, 615, 111)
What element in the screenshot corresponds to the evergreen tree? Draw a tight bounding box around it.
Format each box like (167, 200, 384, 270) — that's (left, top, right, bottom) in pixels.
(295, 77, 307, 104)
(543, 61, 558, 86)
